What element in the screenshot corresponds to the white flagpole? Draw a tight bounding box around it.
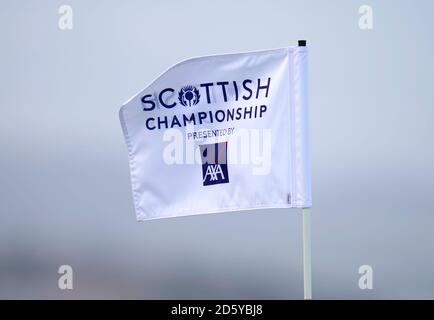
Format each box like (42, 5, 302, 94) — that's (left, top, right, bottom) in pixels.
(296, 39, 312, 300)
(302, 208, 312, 299)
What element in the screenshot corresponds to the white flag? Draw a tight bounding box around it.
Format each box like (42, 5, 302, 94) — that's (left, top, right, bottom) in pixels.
(120, 47, 311, 221)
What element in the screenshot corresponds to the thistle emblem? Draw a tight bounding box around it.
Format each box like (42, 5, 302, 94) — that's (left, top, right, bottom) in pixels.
(178, 85, 200, 106)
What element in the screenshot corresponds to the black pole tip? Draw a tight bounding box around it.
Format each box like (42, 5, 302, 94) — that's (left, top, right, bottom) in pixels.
(298, 40, 307, 47)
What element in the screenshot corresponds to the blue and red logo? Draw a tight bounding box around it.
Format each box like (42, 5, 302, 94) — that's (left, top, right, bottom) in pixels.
(199, 142, 229, 186)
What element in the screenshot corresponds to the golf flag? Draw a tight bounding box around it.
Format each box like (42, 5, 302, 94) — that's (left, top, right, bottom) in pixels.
(120, 46, 311, 221)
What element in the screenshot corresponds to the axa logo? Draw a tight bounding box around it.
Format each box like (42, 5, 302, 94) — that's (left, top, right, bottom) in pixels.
(200, 142, 229, 186)
(178, 85, 200, 106)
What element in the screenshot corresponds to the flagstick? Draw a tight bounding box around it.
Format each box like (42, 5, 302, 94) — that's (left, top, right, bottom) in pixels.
(302, 208, 312, 299)
(296, 39, 312, 300)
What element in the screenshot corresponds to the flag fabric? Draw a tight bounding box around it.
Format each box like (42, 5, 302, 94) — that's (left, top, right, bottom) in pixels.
(119, 46, 311, 221)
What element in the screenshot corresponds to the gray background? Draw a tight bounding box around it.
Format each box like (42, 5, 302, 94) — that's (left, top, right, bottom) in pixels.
(1, 0, 433, 299)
